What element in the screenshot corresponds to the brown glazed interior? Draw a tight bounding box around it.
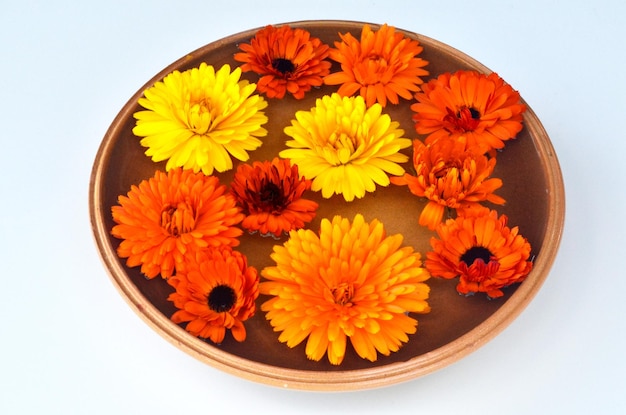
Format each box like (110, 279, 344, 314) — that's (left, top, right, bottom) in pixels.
(89, 20, 565, 390)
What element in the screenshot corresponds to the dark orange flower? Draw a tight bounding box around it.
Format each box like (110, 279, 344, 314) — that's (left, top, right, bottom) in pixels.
(323, 23, 429, 107)
(111, 168, 243, 279)
(411, 70, 526, 152)
(426, 207, 533, 299)
(168, 247, 259, 343)
(230, 157, 318, 237)
(234, 25, 331, 99)
(391, 137, 505, 230)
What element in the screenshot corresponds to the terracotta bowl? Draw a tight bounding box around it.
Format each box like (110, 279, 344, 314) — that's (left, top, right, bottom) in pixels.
(89, 20, 565, 391)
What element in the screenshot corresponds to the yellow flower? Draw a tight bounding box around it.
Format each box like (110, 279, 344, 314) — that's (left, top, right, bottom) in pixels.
(260, 214, 431, 365)
(133, 63, 268, 175)
(280, 93, 411, 202)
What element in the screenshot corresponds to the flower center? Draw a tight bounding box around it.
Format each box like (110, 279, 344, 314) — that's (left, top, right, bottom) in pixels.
(460, 246, 493, 266)
(250, 180, 287, 213)
(272, 58, 296, 75)
(331, 283, 354, 306)
(160, 202, 196, 236)
(444, 105, 481, 132)
(188, 98, 214, 134)
(207, 284, 237, 313)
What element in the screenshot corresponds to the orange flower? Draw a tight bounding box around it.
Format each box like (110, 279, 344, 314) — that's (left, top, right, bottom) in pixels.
(411, 70, 526, 152)
(230, 157, 318, 238)
(426, 207, 533, 299)
(168, 247, 259, 343)
(260, 214, 431, 365)
(323, 23, 429, 107)
(234, 25, 331, 99)
(391, 137, 505, 230)
(111, 168, 243, 279)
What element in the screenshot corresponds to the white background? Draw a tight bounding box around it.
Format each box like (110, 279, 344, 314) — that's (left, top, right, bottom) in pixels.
(2, 0, 625, 413)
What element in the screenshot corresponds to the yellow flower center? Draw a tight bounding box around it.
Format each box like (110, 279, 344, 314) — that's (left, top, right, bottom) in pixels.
(160, 201, 196, 236)
(331, 282, 354, 306)
(187, 98, 214, 135)
(326, 130, 361, 165)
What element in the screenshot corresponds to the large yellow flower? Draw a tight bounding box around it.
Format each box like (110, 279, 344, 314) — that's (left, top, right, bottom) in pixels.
(279, 93, 411, 202)
(133, 63, 268, 175)
(260, 214, 431, 365)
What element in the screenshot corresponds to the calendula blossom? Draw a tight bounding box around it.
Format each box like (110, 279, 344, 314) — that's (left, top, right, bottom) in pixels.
(133, 63, 268, 175)
(260, 214, 431, 365)
(324, 23, 429, 107)
(426, 207, 533, 299)
(280, 93, 411, 202)
(411, 70, 526, 153)
(111, 168, 243, 279)
(234, 25, 331, 99)
(391, 137, 505, 230)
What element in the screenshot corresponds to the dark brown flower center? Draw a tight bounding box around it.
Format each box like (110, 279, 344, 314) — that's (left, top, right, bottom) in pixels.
(444, 105, 481, 132)
(207, 284, 236, 313)
(272, 58, 295, 75)
(160, 202, 196, 236)
(251, 180, 287, 212)
(460, 246, 493, 266)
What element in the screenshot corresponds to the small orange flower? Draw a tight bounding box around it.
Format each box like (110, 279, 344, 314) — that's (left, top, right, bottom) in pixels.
(234, 25, 331, 99)
(426, 207, 533, 299)
(391, 137, 505, 230)
(111, 168, 244, 279)
(168, 247, 259, 343)
(323, 23, 429, 107)
(411, 70, 526, 152)
(230, 157, 318, 238)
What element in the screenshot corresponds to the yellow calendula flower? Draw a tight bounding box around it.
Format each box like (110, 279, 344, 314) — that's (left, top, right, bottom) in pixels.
(280, 93, 411, 202)
(133, 63, 268, 175)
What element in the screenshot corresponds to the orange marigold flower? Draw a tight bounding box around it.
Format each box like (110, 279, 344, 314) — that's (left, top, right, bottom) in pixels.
(426, 207, 533, 299)
(168, 247, 259, 343)
(323, 23, 429, 107)
(260, 214, 431, 365)
(111, 168, 244, 279)
(230, 157, 318, 238)
(391, 137, 505, 230)
(234, 25, 331, 99)
(411, 70, 526, 152)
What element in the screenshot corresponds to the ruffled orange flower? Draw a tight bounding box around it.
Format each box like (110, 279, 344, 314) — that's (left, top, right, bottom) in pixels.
(323, 23, 429, 107)
(391, 137, 505, 230)
(230, 157, 318, 238)
(426, 207, 533, 299)
(168, 247, 259, 343)
(411, 70, 526, 152)
(260, 214, 431, 365)
(111, 168, 243, 279)
(234, 25, 331, 99)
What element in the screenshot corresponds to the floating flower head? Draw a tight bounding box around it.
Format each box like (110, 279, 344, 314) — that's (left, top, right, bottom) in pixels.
(111, 168, 244, 279)
(391, 137, 505, 230)
(323, 24, 429, 107)
(260, 214, 431, 365)
(230, 157, 319, 238)
(411, 70, 526, 152)
(234, 25, 331, 99)
(280, 93, 411, 202)
(426, 207, 533, 299)
(168, 247, 259, 343)
(132, 63, 268, 175)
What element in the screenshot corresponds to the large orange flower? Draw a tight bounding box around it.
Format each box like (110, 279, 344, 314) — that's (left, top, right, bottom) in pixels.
(411, 70, 526, 152)
(391, 137, 505, 230)
(168, 247, 259, 343)
(260, 214, 431, 365)
(426, 207, 533, 299)
(111, 168, 243, 279)
(323, 24, 429, 107)
(234, 25, 331, 99)
(230, 157, 318, 238)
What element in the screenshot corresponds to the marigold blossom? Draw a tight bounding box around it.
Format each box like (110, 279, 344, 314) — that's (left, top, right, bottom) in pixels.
(168, 247, 259, 343)
(234, 25, 331, 99)
(230, 157, 318, 237)
(111, 168, 244, 279)
(426, 207, 533, 299)
(280, 93, 411, 202)
(323, 24, 429, 107)
(411, 70, 526, 152)
(260, 214, 431, 365)
(391, 137, 505, 230)
(132, 63, 268, 175)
